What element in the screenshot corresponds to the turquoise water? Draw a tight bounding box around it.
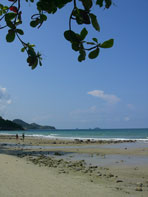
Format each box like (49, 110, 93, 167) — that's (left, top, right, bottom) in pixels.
(0, 128, 148, 141)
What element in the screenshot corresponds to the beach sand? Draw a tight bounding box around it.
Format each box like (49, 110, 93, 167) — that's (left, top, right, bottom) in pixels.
(0, 136, 148, 196)
(0, 154, 129, 197)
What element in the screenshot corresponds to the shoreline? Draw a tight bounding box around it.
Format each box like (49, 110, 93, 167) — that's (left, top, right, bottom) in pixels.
(0, 134, 138, 143)
(1, 133, 148, 142)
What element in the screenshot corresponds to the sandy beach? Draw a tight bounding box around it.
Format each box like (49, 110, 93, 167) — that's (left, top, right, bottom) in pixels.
(0, 154, 133, 197)
(1, 154, 119, 197)
(0, 136, 148, 196)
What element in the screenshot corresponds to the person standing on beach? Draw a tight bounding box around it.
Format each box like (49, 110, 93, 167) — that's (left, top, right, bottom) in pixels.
(16, 134, 18, 140)
(22, 133, 25, 141)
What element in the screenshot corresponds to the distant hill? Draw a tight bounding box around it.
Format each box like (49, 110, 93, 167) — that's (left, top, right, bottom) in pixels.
(13, 119, 56, 130)
(0, 117, 24, 130)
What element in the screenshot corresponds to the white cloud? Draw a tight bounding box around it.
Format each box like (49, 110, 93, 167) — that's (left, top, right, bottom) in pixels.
(7, 99, 12, 104)
(0, 86, 12, 112)
(87, 90, 120, 104)
(0, 87, 6, 94)
(124, 116, 130, 121)
(127, 104, 135, 110)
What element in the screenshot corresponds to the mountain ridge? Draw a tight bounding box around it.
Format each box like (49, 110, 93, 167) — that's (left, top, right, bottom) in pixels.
(0, 117, 24, 130)
(13, 119, 56, 130)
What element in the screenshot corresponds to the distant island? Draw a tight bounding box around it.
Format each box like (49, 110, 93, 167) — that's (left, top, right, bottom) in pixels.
(93, 127, 101, 130)
(0, 117, 24, 130)
(13, 119, 56, 130)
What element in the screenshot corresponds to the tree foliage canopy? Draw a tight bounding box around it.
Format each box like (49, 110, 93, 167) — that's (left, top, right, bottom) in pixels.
(0, 0, 114, 69)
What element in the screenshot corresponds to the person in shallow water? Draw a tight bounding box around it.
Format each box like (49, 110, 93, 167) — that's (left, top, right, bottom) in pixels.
(22, 133, 25, 141)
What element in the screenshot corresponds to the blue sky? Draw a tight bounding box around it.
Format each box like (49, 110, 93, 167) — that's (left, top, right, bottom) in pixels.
(0, 0, 148, 129)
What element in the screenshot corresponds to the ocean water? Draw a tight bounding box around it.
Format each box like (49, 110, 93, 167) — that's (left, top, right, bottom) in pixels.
(0, 128, 148, 141)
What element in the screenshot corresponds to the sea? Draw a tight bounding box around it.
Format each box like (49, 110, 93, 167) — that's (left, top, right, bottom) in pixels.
(0, 128, 148, 142)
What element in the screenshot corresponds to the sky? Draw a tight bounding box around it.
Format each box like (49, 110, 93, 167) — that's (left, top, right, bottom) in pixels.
(0, 0, 148, 129)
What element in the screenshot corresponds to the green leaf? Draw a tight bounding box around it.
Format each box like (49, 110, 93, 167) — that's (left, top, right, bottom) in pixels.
(0, 10, 3, 16)
(88, 48, 100, 59)
(27, 48, 36, 56)
(96, 0, 104, 7)
(16, 29, 24, 35)
(6, 21, 15, 29)
(92, 38, 98, 43)
(89, 13, 100, 32)
(30, 20, 39, 28)
(80, 0, 92, 10)
(80, 28, 88, 40)
(0, 4, 3, 9)
(27, 55, 38, 69)
(6, 31, 15, 42)
(40, 14, 47, 21)
(21, 47, 26, 52)
(100, 39, 114, 48)
(78, 49, 86, 62)
(30, 44, 35, 47)
(39, 60, 42, 66)
(3, 6, 9, 12)
(74, 9, 90, 25)
(64, 30, 75, 41)
(105, 0, 112, 8)
(5, 13, 17, 22)
(31, 58, 38, 70)
(64, 30, 80, 43)
(72, 42, 80, 51)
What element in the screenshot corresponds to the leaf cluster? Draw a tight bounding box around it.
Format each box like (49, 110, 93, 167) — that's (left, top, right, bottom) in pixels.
(0, 0, 114, 69)
(64, 0, 114, 61)
(37, 0, 72, 13)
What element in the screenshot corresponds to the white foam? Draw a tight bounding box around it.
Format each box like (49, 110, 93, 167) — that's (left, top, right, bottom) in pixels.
(23, 135, 148, 142)
(0, 133, 148, 142)
(0, 133, 16, 136)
